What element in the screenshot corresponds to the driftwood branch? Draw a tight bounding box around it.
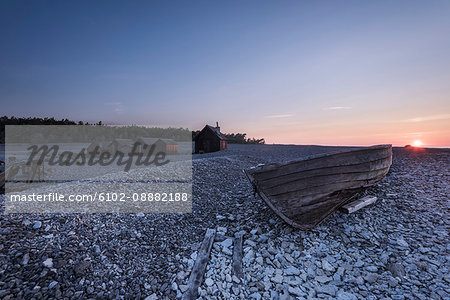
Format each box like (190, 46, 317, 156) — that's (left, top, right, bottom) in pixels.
(341, 195, 377, 214)
(232, 233, 244, 280)
(183, 228, 216, 300)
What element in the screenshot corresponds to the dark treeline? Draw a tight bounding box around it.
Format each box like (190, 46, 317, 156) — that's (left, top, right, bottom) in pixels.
(0, 116, 191, 143)
(223, 133, 265, 144)
(1, 116, 265, 144)
(192, 130, 265, 144)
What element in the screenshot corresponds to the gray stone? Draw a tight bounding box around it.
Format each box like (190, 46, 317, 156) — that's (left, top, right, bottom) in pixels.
(250, 227, 262, 235)
(272, 273, 283, 284)
(179, 285, 188, 293)
(333, 273, 342, 282)
(244, 250, 255, 263)
(249, 292, 262, 299)
(232, 275, 241, 284)
(33, 221, 42, 229)
(396, 238, 409, 248)
(315, 275, 331, 283)
(43, 258, 53, 268)
(215, 232, 226, 242)
(220, 238, 233, 248)
(177, 271, 187, 281)
(22, 253, 30, 265)
(217, 226, 227, 233)
(366, 266, 378, 273)
(204, 278, 214, 287)
(74, 261, 91, 276)
(388, 263, 405, 278)
(48, 281, 58, 289)
(288, 286, 304, 296)
(280, 289, 291, 300)
(263, 280, 272, 290)
(232, 286, 240, 295)
(354, 260, 364, 267)
(389, 277, 399, 287)
(336, 290, 358, 300)
(322, 260, 335, 272)
(222, 247, 233, 256)
(364, 273, 378, 283)
(246, 240, 257, 247)
(284, 266, 300, 276)
(144, 294, 158, 300)
(285, 253, 294, 264)
(317, 284, 337, 296)
(92, 245, 101, 254)
(270, 290, 280, 300)
(355, 276, 364, 285)
(255, 257, 264, 265)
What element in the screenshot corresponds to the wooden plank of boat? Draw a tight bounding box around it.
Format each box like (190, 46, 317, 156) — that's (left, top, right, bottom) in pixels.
(245, 144, 392, 230)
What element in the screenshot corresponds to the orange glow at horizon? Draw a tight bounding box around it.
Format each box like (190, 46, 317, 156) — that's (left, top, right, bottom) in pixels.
(236, 119, 450, 147)
(412, 140, 423, 147)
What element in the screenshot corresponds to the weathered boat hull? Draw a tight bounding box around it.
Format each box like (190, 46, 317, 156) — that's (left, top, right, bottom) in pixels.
(245, 145, 392, 230)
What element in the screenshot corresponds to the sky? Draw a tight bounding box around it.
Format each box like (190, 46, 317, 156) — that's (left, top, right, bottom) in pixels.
(1, 1, 449, 147)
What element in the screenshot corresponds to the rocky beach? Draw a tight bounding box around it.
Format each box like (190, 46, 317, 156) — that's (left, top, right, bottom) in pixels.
(0, 145, 449, 299)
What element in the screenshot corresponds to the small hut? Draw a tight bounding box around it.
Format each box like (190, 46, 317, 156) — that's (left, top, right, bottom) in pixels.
(135, 137, 159, 155)
(157, 139, 178, 154)
(135, 137, 178, 155)
(108, 138, 134, 154)
(194, 123, 227, 153)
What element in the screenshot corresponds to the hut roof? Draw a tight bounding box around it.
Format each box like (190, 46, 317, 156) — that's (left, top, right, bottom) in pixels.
(158, 138, 178, 145)
(197, 125, 227, 140)
(136, 137, 159, 145)
(109, 138, 134, 149)
(113, 138, 134, 145)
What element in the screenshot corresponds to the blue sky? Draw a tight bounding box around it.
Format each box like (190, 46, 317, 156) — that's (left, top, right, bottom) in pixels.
(1, 1, 449, 146)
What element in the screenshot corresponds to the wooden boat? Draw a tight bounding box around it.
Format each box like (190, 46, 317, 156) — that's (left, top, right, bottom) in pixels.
(245, 144, 392, 230)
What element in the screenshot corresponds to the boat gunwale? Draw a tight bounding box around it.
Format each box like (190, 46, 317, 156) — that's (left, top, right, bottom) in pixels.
(247, 144, 392, 175)
(259, 155, 392, 189)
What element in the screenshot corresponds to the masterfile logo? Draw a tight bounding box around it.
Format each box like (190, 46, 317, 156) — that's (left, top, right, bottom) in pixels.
(26, 142, 169, 172)
(4, 125, 192, 214)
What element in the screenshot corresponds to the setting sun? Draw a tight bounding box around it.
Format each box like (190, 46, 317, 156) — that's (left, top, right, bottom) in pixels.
(412, 140, 423, 147)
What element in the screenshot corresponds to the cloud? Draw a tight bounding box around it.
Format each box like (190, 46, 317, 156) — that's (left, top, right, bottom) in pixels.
(324, 106, 352, 110)
(106, 102, 123, 113)
(265, 114, 294, 118)
(399, 114, 450, 123)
